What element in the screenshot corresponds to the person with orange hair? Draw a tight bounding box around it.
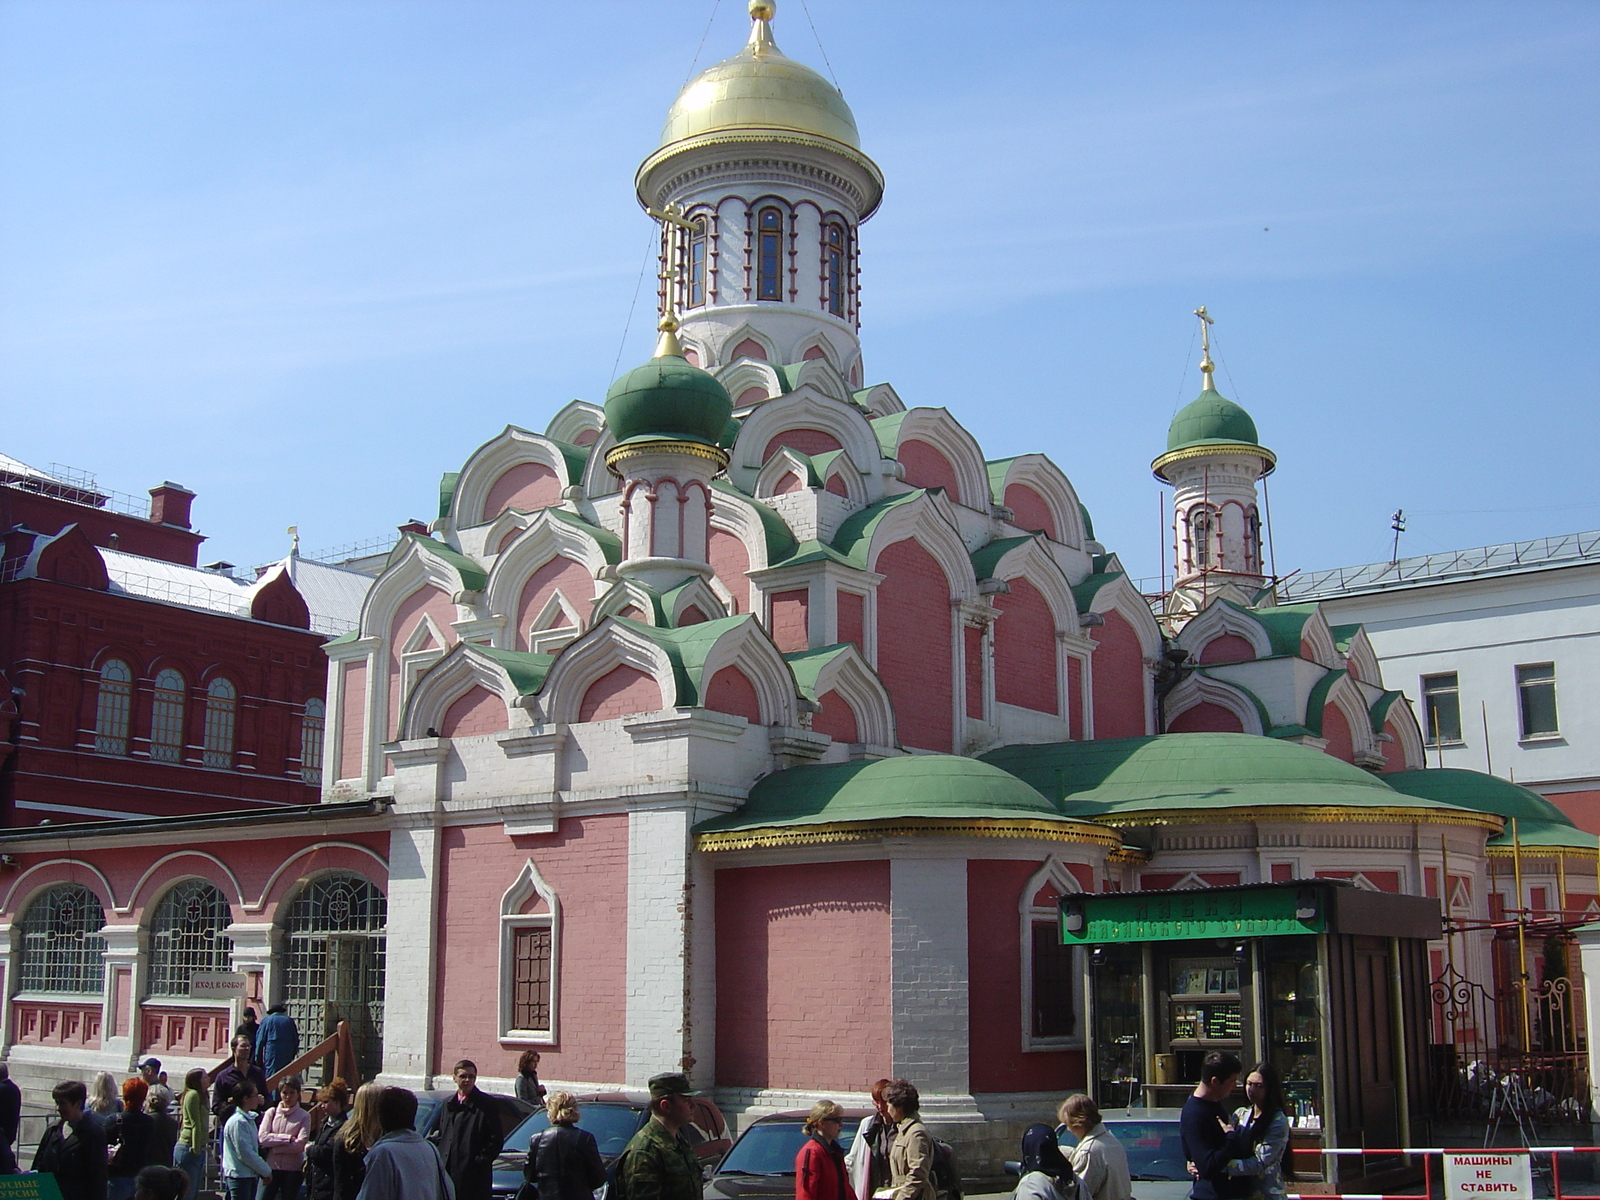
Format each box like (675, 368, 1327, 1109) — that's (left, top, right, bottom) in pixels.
(108, 1078, 154, 1200)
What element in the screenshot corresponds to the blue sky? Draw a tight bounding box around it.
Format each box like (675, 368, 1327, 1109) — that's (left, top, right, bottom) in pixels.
(1, 1, 1595, 583)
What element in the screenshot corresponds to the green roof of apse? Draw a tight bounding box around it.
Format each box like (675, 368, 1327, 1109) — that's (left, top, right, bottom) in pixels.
(1383, 769, 1571, 826)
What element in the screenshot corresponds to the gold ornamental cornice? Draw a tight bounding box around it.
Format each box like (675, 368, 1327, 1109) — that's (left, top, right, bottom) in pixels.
(1486, 842, 1600, 862)
(1094, 805, 1503, 833)
(1151, 441, 1277, 483)
(696, 815, 1123, 853)
(605, 440, 731, 477)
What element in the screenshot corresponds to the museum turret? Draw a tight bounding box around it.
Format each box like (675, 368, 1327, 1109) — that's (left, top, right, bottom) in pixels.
(634, 0, 883, 383)
(1153, 307, 1276, 624)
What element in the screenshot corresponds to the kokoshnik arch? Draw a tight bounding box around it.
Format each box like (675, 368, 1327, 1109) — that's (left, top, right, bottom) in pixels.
(0, 0, 1591, 1172)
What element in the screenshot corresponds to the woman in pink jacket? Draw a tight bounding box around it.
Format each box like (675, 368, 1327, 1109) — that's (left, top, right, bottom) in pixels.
(257, 1076, 312, 1200)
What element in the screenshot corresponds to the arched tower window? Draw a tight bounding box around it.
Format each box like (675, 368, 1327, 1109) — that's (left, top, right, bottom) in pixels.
(687, 219, 708, 309)
(1189, 508, 1215, 571)
(147, 880, 234, 996)
(202, 677, 236, 768)
(825, 223, 848, 317)
(756, 207, 784, 301)
(301, 698, 326, 786)
(94, 659, 133, 756)
(282, 873, 387, 1079)
(18, 883, 107, 994)
(150, 668, 186, 763)
(1245, 506, 1262, 572)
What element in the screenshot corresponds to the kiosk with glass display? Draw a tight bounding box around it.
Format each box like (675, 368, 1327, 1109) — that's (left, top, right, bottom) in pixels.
(1064, 881, 1441, 1184)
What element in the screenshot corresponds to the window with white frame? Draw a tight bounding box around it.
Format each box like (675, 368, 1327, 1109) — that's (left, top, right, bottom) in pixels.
(1517, 663, 1558, 738)
(18, 883, 107, 994)
(1422, 672, 1462, 745)
(202, 677, 237, 768)
(300, 698, 326, 785)
(500, 860, 560, 1042)
(150, 668, 186, 763)
(1021, 860, 1083, 1050)
(94, 659, 133, 755)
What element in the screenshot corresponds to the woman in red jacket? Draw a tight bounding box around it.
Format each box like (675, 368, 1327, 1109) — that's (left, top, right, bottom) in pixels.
(796, 1101, 859, 1200)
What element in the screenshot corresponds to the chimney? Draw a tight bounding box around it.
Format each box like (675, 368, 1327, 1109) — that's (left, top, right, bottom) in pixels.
(397, 519, 429, 536)
(148, 482, 195, 529)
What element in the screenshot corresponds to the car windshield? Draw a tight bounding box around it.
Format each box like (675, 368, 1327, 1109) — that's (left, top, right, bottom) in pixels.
(1059, 1121, 1186, 1183)
(415, 1097, 444, 1136)
(504, 1104, 645, 1159)
(718, 1122, 860, 1176)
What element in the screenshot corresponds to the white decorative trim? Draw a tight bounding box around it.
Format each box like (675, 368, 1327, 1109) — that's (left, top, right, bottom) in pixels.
(802, 643, 896, 748)
(251, 845, 389, 914)
(535, 619, 679, 723)
(122, 854, 247, 915)
(854, 383, 905, 418)
(755, 447, 817, 499)
(1, 859, 119, 916)
(1165, 672, 1265, 735)
(482, 511, 610, 645)
(693, 618, 799, 727)
(888, 409, 991, 514)
(990, 455, 1087, 550)
(1019, 857, 1085, 1053)
(717, 360, 782, 405)
(397, 642, 529, 740)
(544, 401, 604, 450)
(451, 426, 575, 529)
(862, 491, 979, 605)
(499, 859, 560, 1044)
(1174, 599, 1273, 662)
(728, 388, 884, 492)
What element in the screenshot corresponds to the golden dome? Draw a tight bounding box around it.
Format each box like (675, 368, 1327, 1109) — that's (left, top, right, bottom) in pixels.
(659, 1, 860, 151)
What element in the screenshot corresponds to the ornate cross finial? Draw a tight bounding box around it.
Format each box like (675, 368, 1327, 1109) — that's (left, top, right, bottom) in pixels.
(1194, 305, 1217, 391)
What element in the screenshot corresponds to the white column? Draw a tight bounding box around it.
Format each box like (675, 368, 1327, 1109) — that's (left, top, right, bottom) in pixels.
(625, 808, 692, 1085)
(379, 822, 440, 1088)
(101, 924, 142, 1067)
(889, 853, 973, 1105)
(1575, 926, 1600, 1121)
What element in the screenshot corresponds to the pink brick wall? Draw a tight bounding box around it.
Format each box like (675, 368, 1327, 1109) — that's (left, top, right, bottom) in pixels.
(1167, 702, 1243, 734)
(434, 816, 629, 1082)
(762, 429, 842, 462)
(442, 686, 509, 738)
(898, 440, 961, 504)
(1199, 634, 1256, 664)
(515, 556, 593, 649)
(387, 586, 458, 737)
(836, 591, 864, 653)
(770, 589, 809, 654)
(812, 688, 858, 744)
(994, 578, 1058, 715)
(709, 530, 750, 615)
(715, 861, 891, 1091)
(875, 539, 953, 752)
(1004, 484, 1057, 540)
(705, 666, 761, 723)
(1090, 611, 1145, 738)
(339, 660, 366, 779)
(1321, 704, 1354, 762)
(578, 665, 662, 722)
(483, 462, 562, 524)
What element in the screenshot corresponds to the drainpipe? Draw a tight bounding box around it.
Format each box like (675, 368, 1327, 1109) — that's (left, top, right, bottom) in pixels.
(1152, 641, 1192, 734)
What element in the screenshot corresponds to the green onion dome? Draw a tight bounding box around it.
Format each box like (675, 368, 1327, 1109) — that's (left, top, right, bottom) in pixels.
(1152, 376, 1276, 482)
(603, 318, 734, 450)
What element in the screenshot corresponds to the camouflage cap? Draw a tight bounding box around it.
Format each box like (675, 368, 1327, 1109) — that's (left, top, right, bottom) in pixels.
(647, 1072, 698, 1099)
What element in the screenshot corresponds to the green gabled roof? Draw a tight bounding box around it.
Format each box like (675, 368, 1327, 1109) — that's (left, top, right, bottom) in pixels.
(596, 579, 670, 626)
(811, 449, 845, 477)
(394, 531, 487, 593)
(971, 535, 1035, 581)
(1383, 769, 1569, 826)
(1329, 624, 1363, 655)
(979, 733, 1490, 825)
(831, 490, 926, 566)
(1302, 668, 1342, 737)
(609, 612, 774, 707)
(694, 755, 1065, 835)
(783, 643, 854, 702)
(475, 646, 556, 697)
(546, 508, 622, 563)
(868, 412, 909, 457)
(1072, 571, 1124, 612)
(763, 447, 820, 487)
(710, 481, 799, 564)
(1242, 602, 1321, 657)
(325, 629, 359, 647)
(549, 439, 589, 484)
(770, 539, 857, 570)
(1080, 503, 1095, 541)
(986, 458, 1019, 505)
(1368, 690, 1406, 734)
(773, 362, 806, 393)
(438, 472, 461, 521)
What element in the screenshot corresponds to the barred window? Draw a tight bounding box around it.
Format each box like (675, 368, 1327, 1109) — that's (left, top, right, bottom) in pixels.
(511, 926, 552, 1032)
(756, 207, 784, 301)
(150, 668, 186, 763)
(283, 874, 387, 1081)
(147, 880, 234, 996)
(301, 698, 326, 786)
(94, 659, 133, 755)
(825, 223, 848, 317)
(18, 884, 107, 994)
(687, 220, 708, 309)
(1190, 508, 1215, 570)
(1031, 920, 1076, 1038)
(202, 678, 236, 768)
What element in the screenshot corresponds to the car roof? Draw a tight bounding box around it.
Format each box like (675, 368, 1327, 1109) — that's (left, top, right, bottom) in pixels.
(745, 1109, 875, 1123)
(1106, 1109, 1185, 1121)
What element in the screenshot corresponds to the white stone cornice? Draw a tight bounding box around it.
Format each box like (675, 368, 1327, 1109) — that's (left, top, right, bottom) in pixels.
(623, 710, 748, 744)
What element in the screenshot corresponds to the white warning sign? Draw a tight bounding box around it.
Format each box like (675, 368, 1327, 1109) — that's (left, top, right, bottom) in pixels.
(1444, 1153, 1533, 1200)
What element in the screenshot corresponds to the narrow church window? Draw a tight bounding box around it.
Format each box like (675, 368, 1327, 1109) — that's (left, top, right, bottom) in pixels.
(301, 698, 326, 785)
(512, 926, 552, 1031)
(1190, 509, 1214, 569)
(150, 668, 186, 763)
(1031, 921, 1076, 1038)
(94, 659, 133, 755)
(1245, 508, 1261, 571)
(147, 880, 234, 996)
(1422, 672, 1462, 745)
(202, 677, 237, 768)
(825, 223, 848, 316)
(756, 207, 784, 301)
(688, 219, 708, 308)
(18, 883, 106, 994)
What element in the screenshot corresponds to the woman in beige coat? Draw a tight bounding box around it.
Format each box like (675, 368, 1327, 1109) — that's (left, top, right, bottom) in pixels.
(1059, 1096, 1131, 1200)
(882, 1081, 936, 1200)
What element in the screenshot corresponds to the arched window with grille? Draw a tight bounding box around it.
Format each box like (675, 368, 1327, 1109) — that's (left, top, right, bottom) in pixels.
(1245, 506, 1262, 572)
(755, 206, 784, 301)
(301, 699, 326, 786)
(1189, 508, 1215, 571)
(282, 873, 387, 1079)
(94, 659, 133, 755)
(18, 883, 107, 995)
(202, 678, 236, 768)
(687, 219, 708, 309)
(147, 880, 234, 996)
(150, 668, 186, 763)
(824, 222, 848, 317)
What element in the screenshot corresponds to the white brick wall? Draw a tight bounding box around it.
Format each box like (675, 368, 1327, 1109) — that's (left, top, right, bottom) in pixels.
(889, 854, 970, 1094)
(380, 822, 439, 1087)
(625, 807, 692, 1085)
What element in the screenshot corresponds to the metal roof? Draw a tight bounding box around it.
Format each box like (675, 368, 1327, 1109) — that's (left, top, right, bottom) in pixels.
(1282, 529, 1600, 601)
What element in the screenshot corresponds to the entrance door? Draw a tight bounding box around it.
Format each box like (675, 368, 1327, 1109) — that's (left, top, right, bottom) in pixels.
(1350, 937, 1399, 1149)
(281, 874, 387, 1082)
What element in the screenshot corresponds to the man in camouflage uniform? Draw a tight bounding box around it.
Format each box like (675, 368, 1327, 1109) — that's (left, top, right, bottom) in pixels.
(614, 1073, 703, 1200)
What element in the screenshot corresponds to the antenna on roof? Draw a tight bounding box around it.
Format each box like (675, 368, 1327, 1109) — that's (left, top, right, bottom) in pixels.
(1390, 509, 1407, 564)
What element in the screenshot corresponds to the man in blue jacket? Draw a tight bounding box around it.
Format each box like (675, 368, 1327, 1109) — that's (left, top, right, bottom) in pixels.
(255, 1004, 300, 1083)
(1181, 1052, 1249, 1200)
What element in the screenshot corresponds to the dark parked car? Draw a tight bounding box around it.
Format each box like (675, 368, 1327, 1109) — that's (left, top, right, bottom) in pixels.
(704, 1110, 959, 1200)
(492, 1090, 731, 1200)
(1007, 1110, 1188, 1200)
